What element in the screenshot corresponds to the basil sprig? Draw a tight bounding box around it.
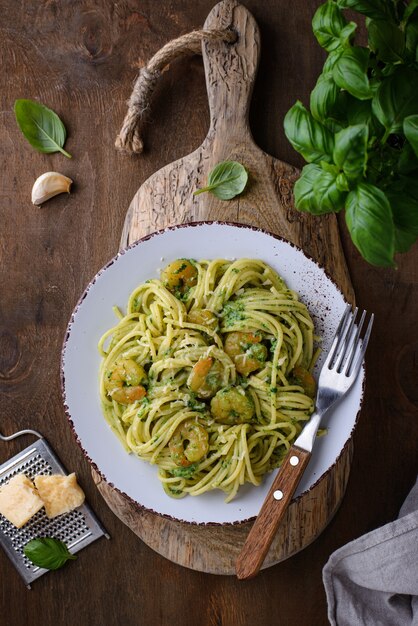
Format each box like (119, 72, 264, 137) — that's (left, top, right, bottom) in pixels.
(14, 99, 72, 158)
(194, 161, 248, 200)
(24, 537, 77, 570)
(284, 0, 418, 267)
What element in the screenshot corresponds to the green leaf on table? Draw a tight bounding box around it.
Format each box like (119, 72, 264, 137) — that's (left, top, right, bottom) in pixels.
(345, 182, 395, 266)
(336, 0, 396, 22)
(404, 115, 418, 157)
(24, 537, 77, 570)
(368, 20, 405, 62)
(284, 101, 334, 164)
(372, 67, 418, 134)
(334, 124, 369, 182)
(312, 2, 350, 51)
(333, 47, 373, 100)
(14, 99, 72, 158)
(194, 161, 248, 200)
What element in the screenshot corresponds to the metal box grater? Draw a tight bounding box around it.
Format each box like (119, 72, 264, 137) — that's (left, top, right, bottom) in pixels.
(0, 433, 109, 588)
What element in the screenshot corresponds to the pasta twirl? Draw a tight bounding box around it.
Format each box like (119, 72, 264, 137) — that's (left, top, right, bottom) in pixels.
(98, 258, 318, 502)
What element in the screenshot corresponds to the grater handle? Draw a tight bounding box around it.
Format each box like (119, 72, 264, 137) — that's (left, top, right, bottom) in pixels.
(0, 428, 43, 442)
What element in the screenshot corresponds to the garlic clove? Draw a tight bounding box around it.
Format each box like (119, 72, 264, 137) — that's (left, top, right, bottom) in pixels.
(31, 171, 73, 206)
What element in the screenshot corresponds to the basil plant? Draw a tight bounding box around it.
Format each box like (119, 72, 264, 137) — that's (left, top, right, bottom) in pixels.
(284, 0, 418, 267)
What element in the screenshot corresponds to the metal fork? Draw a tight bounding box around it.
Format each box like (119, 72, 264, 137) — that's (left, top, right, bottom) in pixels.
(236, 305, 374, 580)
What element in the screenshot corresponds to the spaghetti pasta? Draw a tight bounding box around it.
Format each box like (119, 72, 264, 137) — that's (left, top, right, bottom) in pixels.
(98, 258, 318, 502)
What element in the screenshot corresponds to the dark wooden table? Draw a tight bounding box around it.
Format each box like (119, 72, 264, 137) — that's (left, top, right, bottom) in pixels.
(1, 1, 417, 624)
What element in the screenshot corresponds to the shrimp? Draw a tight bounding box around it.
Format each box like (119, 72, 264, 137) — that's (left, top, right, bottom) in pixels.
(224, 331, 267, 376)
(161, 259, 198, 296)
(187, 309, 218, 331)
(210, 386, 255, 424)
(291, 366, 316, 398)
(188, 357, 222, 399)
(169, 419, 209, 467)
(105, 358, 147, 405)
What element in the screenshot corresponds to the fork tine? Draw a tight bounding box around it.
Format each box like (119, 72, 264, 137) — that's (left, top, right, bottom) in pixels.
(347, 312, 374, 377)
(335, 307, 358, 372)
(343, 309, 366, 374)
(326, 304, 352, 367)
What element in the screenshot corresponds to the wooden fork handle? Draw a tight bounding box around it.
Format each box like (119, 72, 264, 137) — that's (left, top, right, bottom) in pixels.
(236, 445, 311, 580)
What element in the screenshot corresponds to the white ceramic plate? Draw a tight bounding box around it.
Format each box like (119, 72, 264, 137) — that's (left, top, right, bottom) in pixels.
(62, 222, 364, 524)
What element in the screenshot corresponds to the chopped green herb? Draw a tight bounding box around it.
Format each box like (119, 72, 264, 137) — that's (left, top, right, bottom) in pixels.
(247, 343, 267, 362)
(173, 262, 188, 274)
(170, 464, 197, 478)
(220, 301, 246, 327)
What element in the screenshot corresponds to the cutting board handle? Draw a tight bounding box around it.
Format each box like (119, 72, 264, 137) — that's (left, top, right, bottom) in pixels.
(115, 0, 259, 154)
(203, 0, 260, 139)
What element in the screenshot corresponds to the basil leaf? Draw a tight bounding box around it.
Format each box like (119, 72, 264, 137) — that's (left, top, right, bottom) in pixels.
(405, 14, 418, 60)
(397, 140, 418, 173)
(313, 169, 347, 212)
(339, 21, 358, 46)
(310, 73, 339, 122)
(393, 228, 417, 253)
(336, 0, 395, 21)
(368, 20, 405, 62)
(14, 99, 71, 158)
(320, 161, 339, 176)
(194, 161, 248, 200)
(284, 101, 334, 164)
(323, 49, 343, 73)
(333, 47, 373, 100)
(346, 97, 374, 127)
(345, 183, 395, 266)
(334, 124, 369, 181)
(372, 67, 418, 134)
(24, 537, 77, 570)
(392, 227, 417, 253)
(336, 172, 350, 191)
(312, 2, 348, 51)
(404, 115, 418, 157)
(404, 0, 418, 22)
(293, 164, 323, 213)
(386, 177, 418, 252)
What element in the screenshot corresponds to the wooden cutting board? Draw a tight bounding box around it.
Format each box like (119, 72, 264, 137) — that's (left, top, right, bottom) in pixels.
(93, 0, 355, 575)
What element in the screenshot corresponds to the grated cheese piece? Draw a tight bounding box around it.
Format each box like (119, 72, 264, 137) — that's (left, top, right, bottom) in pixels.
(34, 473, 85, 519)
(0, 474, 44, 528)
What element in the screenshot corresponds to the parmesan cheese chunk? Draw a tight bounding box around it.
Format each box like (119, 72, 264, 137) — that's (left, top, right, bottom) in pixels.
(34, 473, 85, 519)
(0, 474, 44, 528)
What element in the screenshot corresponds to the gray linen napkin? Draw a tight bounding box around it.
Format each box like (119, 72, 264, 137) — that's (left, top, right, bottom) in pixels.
(323, 477, 418, 626)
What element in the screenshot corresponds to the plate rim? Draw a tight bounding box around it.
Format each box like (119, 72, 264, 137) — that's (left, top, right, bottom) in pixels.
(61, 220, 363, 526)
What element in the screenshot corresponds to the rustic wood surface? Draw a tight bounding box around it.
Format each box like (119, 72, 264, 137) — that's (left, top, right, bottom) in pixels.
(97, 0, 355, 577)
(1, 1, 417, 625)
